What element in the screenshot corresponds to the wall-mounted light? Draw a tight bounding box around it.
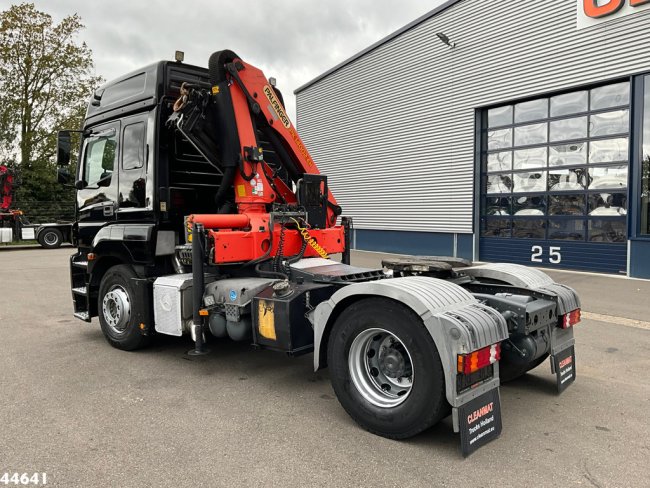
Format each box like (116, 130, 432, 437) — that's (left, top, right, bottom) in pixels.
(436, 33, 456, 49)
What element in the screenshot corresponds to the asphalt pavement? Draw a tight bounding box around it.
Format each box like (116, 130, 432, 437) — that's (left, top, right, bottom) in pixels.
(1, 248, 649, 487)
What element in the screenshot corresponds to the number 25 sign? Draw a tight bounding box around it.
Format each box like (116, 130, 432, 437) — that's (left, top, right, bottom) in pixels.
(531, 245, 562, 265)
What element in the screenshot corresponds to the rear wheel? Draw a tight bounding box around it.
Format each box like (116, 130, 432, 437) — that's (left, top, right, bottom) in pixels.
(98, 264, 151, 351)
(38, 228, 62, 249)
(327, 298, 449, 439)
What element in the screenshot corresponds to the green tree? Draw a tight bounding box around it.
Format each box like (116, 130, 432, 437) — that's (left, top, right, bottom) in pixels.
(0, 3, 102, 221)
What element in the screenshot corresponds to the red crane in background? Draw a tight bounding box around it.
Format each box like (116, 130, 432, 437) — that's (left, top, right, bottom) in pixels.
(0, 164, 14, 211)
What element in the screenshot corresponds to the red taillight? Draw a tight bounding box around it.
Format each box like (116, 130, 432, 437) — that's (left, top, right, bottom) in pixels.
(560, 308, 581, 329)
(457, 343, 501, 375)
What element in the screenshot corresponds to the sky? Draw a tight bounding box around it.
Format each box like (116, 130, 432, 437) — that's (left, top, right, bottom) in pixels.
(27, 0, 448, 120)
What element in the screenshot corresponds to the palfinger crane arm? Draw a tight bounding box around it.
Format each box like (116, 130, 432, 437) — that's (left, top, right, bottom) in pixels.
(209, 50, 341, 226)
(170, 50, 347, 265)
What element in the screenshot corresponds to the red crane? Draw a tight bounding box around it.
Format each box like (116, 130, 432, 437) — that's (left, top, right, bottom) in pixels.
(0, 164, 14, 212)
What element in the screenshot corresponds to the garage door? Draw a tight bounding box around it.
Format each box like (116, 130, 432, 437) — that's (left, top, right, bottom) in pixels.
(479, 80, 629, 274)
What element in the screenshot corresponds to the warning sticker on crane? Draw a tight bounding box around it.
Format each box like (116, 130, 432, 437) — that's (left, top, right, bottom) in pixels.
(185, 218, 193, 243)
(258, 300, 276, 340)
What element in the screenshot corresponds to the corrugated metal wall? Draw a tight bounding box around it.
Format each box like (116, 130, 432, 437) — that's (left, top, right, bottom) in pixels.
(295, 0, 650, 234)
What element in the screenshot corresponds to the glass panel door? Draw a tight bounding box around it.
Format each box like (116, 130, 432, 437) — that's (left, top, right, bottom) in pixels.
(480, 80, 630, 273)
(640, 76, 650, 235)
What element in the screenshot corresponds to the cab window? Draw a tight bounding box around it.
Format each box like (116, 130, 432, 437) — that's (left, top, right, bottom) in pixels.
(119, 121, 147, 208)
(123, 122, 145, 170)
(83, 130, 117, 187)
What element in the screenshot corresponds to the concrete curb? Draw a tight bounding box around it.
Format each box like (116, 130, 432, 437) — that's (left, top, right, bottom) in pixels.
(0, 244, 73, 251)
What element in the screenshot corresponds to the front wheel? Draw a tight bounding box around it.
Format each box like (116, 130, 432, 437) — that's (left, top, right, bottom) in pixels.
(327, 298, 449, 439)
(98, 264, 151, 351)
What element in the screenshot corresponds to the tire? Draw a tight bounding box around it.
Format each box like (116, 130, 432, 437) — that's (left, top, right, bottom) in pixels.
(38, 228, 62, 249)
(98, 264, 151, 351)
(499, 353, 549, 383)
(327, 297, 449, 439)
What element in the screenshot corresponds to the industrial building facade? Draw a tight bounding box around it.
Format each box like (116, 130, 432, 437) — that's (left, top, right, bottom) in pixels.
(295, 0, 650, 278)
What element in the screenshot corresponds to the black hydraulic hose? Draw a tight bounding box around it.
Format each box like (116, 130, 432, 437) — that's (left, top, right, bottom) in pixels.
(342, 216, 353, 265)
(327, 199, 343, 217)
(227, 64, 261, 114)
(285, 237, 308, 271)
(208, 50, 240, 85)
(272, 223, 286, 273)
(239, 159, 257, 181)
(246, 218, 290, 279)
(260, 123, 341, 217)
(255, 262, 288, 280)
(261, 162, 287, 205)
(215, 166, 236, 207)
(259, 124, 301, 182)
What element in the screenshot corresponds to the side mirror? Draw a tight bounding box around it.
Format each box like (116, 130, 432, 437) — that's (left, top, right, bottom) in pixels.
(97, 172, 112, 187)
(57, 166, 71, 184)
(57, 130, 71, 165)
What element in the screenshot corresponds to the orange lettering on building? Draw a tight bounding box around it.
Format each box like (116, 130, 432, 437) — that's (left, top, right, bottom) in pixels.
(583, 0, 625, 18)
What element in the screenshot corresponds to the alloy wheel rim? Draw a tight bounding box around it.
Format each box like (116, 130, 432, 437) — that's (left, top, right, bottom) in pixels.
(102, 285, 131, 334)
(348, 327, 414, 408)
(43, 232, 58, 245)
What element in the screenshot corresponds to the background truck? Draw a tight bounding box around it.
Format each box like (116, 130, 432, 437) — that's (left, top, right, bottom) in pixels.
(1, 163, 72, 248)
(56, 50, 581, 456)
(33, 222, 73, 248)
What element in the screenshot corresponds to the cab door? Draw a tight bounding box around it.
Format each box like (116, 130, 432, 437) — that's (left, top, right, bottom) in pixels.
(116, 114, 150, 219)
(76, 121, 120, 247)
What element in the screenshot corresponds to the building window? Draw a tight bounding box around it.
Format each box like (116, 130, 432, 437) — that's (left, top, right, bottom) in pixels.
(481, 80, 630, 243)
(641, 76, 650, 235)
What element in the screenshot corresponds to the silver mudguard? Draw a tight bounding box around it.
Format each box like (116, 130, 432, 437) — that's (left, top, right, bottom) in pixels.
(461, 263, 580, 314)
(312, 276, 508, 409)
(461, 263, 580, 357)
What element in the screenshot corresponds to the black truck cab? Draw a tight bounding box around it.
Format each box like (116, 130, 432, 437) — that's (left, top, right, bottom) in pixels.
(61, 61, 219, 321)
